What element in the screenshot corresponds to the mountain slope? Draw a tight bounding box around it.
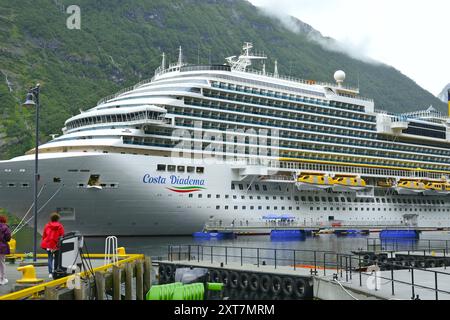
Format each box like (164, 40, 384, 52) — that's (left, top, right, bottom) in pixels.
(438, 84, 450, 103)
(0, 0, 446, 159)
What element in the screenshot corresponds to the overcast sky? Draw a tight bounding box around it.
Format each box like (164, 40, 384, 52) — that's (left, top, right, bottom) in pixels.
(248, 0, 449, 96)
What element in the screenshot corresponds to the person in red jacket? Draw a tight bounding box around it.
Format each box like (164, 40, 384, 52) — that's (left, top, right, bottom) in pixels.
(41, 213, 65, 278)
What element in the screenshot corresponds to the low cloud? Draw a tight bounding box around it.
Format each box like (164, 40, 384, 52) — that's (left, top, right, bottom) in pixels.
(257, 6, 381, 65)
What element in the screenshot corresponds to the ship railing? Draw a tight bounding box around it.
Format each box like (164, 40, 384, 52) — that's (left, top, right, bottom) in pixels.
(242, 159, 446, 180)
(367, 238, 450, 255)
(167, 244, 450, 300)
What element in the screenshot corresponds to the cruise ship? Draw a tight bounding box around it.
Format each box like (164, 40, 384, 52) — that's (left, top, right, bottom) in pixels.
(1, 42, 450, 236)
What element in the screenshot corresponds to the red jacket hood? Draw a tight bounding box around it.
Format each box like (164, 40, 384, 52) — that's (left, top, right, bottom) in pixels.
(46, 222, 63, 230)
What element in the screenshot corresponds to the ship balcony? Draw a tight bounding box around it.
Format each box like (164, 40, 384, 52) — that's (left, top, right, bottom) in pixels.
(391, 121, 409, 130)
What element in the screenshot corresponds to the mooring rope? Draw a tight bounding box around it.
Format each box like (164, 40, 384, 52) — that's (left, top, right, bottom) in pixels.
(12, 185, 64, 235)
(11, 185, 46, 235)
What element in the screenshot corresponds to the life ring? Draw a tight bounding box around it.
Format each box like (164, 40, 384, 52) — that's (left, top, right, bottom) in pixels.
(210, 269, 221, 283)
(281, 277, 294, 297)
(249, 274, 260, 292)
(259, 275, 272, 293)
(293, 278, 307, 299)
(220, 270, 230, 287)
(363, 254, 372, 264)
(239, 273, 250, 290)
(271, 276, 282, 295)
(229, 271, 239, 289)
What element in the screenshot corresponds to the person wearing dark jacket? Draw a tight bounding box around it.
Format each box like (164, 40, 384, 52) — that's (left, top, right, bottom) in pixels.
(0, 215, 12, 286)
(41, 213, 65, 278)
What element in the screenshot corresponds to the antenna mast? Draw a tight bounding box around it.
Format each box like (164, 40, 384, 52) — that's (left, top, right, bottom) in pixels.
(226, 42, 267, 72)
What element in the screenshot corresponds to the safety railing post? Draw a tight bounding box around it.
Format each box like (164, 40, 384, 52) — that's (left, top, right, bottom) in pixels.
(324, 253, 327, 276)
(294, 251, 296, 271)
(211, 247, 213, 264)
(391, 263, 395, 296)
(349, 256, 352, 281)
(359, 254, 362, 287)
(435, 272, 439, 301)
(198, 246, 200, 262)
(168, 245, 171, 261)
(345, 256, 349, 282)
(257, 248, 260, 268)
(178, 245, 181, 261)
(314, 251, 317, 274)
(225, 247, 228, 265)
(241, 248, 243, 266)
(188, 245, 191, 262)
(274, 249, 277, 269)
(411, 267, 415, 299)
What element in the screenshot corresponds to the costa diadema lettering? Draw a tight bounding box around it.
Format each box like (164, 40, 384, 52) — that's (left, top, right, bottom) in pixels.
(1, 43, 450, 236)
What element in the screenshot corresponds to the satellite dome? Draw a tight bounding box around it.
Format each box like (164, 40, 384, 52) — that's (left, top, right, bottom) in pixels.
(334, 70, 346, 83)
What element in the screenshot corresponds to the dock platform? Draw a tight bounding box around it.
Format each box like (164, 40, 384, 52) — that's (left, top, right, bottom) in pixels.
(159, 244, 450, 300)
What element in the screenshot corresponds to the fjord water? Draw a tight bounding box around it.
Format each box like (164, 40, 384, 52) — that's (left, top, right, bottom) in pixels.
(13, 228, 450, 261)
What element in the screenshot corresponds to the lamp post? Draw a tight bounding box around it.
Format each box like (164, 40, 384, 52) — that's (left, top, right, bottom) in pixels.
(23, 83, 41, 262)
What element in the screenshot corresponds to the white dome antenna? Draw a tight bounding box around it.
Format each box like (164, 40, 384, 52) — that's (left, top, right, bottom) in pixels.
(334, 70, 346, 87)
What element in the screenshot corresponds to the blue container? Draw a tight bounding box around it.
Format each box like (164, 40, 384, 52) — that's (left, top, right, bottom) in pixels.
(270, 230, 306, 241)
(193, 232, 235, 240)
(380, 230, 419, 239)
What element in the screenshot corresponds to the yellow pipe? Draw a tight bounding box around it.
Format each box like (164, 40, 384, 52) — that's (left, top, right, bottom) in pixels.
(0, 254, 144, 300)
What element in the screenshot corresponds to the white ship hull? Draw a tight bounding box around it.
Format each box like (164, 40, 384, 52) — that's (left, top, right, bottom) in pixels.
(395, 187, 424, 195)
(295, 183, 333, 191)
(1, 152, 450, 236)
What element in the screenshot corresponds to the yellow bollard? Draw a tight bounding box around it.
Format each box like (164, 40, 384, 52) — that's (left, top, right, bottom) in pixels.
(16, 265, 44, 284)
(8, 239, 16, 255)
(117, 247, 126, 255)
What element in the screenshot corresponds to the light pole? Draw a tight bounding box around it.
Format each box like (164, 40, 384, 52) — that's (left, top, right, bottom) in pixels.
(23, 83, 40, 262)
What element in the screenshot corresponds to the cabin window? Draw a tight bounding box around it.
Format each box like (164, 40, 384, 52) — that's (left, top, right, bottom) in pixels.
(196, 167, 204, 174)
(157, 164, 166, 171)
(168, 165, 176, 172)
(187, 166, 195, 173)
(177, 166, 185, 173)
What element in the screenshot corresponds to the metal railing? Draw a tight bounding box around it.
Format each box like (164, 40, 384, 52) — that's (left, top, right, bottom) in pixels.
(166, 244, 450, 300)
(367, 238, 450, 254)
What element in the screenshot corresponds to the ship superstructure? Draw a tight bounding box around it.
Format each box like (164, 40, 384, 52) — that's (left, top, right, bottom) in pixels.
(1, 43, 450, 235)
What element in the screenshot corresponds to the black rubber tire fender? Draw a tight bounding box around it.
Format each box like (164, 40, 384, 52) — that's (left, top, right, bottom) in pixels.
(220, 270, 230, 287)
(292, 278, 307, 299)
(158, 265, 166, 283)
(229, 271, 239, 289)
(164, 264, 175, 282)
(249, 274, 260, 292)
(239, 273, 250, 290)
(281, 277, 294, 297)
(210, 269, 221, 283)
(259, 274, 272, 293)
(271, 275, 282, 295)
